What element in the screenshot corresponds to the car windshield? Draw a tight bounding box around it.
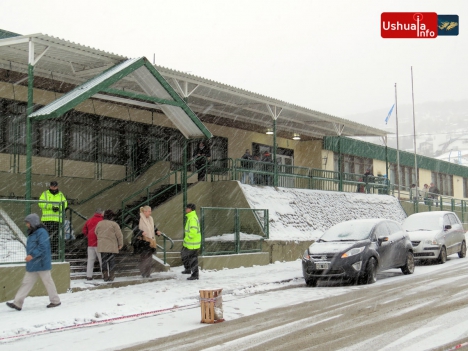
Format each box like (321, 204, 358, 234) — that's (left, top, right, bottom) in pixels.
(320, 221, 375, 241)
(402, 215, 443, 231)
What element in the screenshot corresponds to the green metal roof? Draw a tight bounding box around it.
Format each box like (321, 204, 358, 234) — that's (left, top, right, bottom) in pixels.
(29, 57, 212, 139)
(0, 29, 21, 40)
(323, 136, 468, 178)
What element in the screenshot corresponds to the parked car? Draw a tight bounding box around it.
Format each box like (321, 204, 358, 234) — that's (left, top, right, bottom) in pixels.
(302, 219, 414, 287)
(402, 211, 466, 263)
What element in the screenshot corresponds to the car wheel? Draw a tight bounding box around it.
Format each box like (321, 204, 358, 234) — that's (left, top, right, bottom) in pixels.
(458, 241, 466, 258)
(401, 251, 415, 275)
(305, 278, 318, 287)
(438, 246, 447, 264)
(361, 257, 377, 285)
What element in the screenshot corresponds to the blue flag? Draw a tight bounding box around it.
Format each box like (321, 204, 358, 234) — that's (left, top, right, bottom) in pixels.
(384, 104, 395, 124)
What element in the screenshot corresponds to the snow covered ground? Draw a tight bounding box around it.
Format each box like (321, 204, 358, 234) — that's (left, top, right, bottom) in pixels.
(240, 184, 407, 240)
(1, 253, 468, 351)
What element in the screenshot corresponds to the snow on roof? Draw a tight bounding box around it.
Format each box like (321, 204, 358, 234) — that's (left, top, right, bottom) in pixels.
(239, 184, 407, 241)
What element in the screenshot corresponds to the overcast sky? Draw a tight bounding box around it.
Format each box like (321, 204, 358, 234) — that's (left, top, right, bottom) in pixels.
(1, 0, 467, 122)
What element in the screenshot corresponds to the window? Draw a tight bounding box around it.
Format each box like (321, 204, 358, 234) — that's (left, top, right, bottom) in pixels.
(431, 172, 453, 196)
(334, 153, 372, 175)
(389, 164, 415, 189)
(386, 221, 402, 235)
(39, 120, 63, 158)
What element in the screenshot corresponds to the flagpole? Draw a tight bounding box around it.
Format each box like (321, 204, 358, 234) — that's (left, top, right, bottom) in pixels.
(395, 83, 400, 200)
(411, 66, 418, 187)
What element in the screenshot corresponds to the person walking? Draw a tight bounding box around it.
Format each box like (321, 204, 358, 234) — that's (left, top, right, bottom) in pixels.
(240, 149, 254, 185)
(6, 213, 61, 311)
(363, 169, 374, 194)
(95, 210, 123, 282)
(193, 141, 211, 181)
(82, 208, 104, 281)
(429, 182, 440, 206)
(38, 181, 68, 257)
(133, 206, 161, 278)
(181, 203, 201, 280)
(261, 151, 273, 186)
(410, 184, 420, 203)
(420, 184, 430, 205)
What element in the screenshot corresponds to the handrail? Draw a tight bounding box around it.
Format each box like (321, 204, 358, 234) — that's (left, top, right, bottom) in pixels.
(66, 207, 88, 221)
(125, 220, 174, 265)
(76, 159, 161, 205)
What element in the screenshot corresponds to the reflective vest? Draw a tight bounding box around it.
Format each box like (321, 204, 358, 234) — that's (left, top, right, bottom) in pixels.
(38, 190, 68, 223)
(183, 211, 201, 250)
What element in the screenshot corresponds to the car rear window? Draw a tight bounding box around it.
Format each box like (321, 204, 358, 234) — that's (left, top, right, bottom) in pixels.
(402, 215, 442, 231)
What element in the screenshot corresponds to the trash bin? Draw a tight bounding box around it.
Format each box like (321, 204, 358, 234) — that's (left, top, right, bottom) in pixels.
(199, 288, 224, 324)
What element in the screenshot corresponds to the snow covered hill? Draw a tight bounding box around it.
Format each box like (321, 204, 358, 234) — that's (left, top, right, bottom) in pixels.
(240, 185, 407, 241)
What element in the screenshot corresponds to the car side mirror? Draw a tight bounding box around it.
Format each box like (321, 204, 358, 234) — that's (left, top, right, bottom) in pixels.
(378, 236, 389, 244)
(444, 225, 452, 230)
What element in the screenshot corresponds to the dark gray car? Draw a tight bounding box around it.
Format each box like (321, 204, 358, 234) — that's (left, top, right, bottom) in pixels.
(302, 218, 414, 287)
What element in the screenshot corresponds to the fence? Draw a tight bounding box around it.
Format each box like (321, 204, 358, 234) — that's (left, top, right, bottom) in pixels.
(231, 158, 390, 194)
(200, 207, 269, 256)
(400, 192, 468, 225)
(0, 199, 66, 264)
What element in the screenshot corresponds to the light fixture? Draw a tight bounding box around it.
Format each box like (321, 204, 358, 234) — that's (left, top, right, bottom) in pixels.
(293, 133, 301, 140)
(266, 129, 274, 135)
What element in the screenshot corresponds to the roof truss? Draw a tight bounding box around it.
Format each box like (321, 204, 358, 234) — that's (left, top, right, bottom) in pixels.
(29, 57, 212, 139)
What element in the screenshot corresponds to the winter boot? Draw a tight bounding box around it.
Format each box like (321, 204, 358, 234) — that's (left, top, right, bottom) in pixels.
(103, 271, 109, 282)
(108, 272, 115, 282)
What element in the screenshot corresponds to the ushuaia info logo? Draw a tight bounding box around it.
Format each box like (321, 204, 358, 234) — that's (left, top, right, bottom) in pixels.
(381, 12, 439, 38)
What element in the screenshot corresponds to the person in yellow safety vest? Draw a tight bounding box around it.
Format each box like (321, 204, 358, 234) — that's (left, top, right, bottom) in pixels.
(181, 203, 201, 280)
(38, 181, 68, 257)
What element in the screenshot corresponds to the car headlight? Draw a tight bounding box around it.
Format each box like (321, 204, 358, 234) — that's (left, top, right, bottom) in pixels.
(424, 239, 439, 245)
(341, 247, 365, 258)
(303, 249, 310, 260)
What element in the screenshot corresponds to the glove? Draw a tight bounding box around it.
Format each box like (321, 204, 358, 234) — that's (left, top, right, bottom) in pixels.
(52, 206, 60, 212)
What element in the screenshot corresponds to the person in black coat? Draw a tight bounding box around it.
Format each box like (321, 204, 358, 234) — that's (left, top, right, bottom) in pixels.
(193, 141, 211, 181)
(131, 227, 156, 278)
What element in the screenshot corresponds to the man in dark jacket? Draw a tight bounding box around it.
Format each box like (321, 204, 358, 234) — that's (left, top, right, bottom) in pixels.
(193, 141, 211, 181)
(429, 182, 440, 206)
(241, 149, 254, 184)
(261, 151, 273, 186)
(6, 213, 61, 311)
(82, 208, 104, 280)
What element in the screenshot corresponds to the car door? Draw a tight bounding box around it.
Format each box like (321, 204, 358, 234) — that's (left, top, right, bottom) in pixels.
(448, 213, 464, 254)
(374, 222, 392, 270)
(442, 214, 454, 254)
(386, 221, 407, 267)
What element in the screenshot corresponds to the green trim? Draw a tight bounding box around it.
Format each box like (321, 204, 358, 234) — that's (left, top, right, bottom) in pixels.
(101, 88, 184, 107)
(30, 58, 145, 121)
(323, 136, 468, 178)
(0, 29, 21, 39)
(143, 60, 213, 139)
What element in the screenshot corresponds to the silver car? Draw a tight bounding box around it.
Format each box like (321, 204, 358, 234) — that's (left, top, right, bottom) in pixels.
(402, 211, 466, 263)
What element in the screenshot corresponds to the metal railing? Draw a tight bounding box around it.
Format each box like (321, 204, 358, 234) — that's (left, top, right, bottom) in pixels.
(0, 199, 66, 264)
(232, 158, 390, 194)
(200, 207, 269, 256)
(120, 157, 204, 227)
(397, 184, 468, 222)
(76, 159, 162, 206)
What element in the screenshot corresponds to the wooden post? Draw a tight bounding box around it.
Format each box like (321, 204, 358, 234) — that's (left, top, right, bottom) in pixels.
(199, 289, 224, 324)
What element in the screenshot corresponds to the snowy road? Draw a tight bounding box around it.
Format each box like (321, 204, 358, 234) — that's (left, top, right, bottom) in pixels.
(2, 256, 468, 351)
(119, 257, 468, 351)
